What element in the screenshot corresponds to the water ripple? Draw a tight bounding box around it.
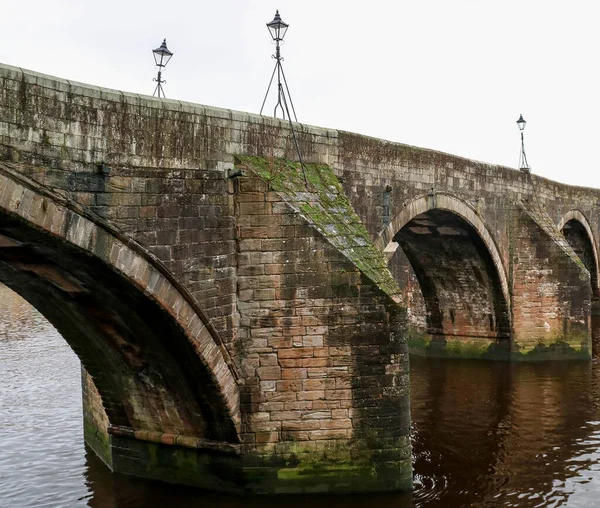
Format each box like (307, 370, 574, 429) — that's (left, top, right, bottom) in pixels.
(5, 283, 600, 507)
(0, 284, 90, 507)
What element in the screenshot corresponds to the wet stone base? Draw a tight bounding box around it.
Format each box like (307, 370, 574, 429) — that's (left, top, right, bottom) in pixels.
(83, 414, 113, 469)
(82, 368, 113, 469)
(408, 329, 591, 361)
(91, 434, 412, 495)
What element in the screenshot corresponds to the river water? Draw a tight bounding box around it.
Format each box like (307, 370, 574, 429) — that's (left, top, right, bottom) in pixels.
(2, 282, 600, 507)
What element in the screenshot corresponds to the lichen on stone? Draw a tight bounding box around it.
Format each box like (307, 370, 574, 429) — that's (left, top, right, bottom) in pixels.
(235, 155, 402, 302)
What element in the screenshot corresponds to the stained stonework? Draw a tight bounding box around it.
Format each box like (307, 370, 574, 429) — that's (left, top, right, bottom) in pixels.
(1, 61, 600, 493)
(82, 367, 112, 467)
(510, 202, 591, 358)
(0, 168, 241, 444)
(395, 209, 511, 358)
(232, 157, 410, 492)
(561, 217, 600, 299)
(0, 151, 411, 494)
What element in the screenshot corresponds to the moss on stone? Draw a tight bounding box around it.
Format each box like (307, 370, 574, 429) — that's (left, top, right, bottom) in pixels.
(444, 340, 493, 358)
(513, 337, 590, 361)
(236, 156, 401, 301)
(409, 330, 591, 361)
(83, 418, 112, 467)
(407, 329, 432, 355)
(277, 463, 374, 481)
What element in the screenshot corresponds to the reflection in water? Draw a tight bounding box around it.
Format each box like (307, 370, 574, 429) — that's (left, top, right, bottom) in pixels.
(592, 315, 600, 359)
(83, 447, 412, 508)
(410, 357, 600, 507)
(4, 281, 600, 507)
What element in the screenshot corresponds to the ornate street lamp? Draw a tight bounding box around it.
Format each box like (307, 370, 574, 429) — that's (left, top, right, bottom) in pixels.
(152, 39, 173, 98)
(260, 10, 297, 121)
(517, 114, 530, 173)
(267, 9, 289, 43)
(260, 10, 307, 186)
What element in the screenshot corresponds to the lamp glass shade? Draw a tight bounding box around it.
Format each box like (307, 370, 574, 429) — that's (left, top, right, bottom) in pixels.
(267, 10, 289, 40)
(153, 39, 173, 67)
(517, 114, 526, 131)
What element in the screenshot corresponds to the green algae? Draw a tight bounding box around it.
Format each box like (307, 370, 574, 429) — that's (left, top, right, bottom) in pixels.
(407, 329, 432, 354)
(83, 418, 112, 467)
(408, 328, 591, 361)
(277, 463, 374, 481)
(235, 155, 401, 301)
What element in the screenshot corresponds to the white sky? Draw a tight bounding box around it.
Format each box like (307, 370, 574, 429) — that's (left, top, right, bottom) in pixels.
(2, 1, 599, 188)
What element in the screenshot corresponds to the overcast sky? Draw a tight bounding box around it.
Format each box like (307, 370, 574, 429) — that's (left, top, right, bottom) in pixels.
(2, 1, 598, 188)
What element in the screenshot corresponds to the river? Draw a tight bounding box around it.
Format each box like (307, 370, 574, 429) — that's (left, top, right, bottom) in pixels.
(2, 282, 600, 507)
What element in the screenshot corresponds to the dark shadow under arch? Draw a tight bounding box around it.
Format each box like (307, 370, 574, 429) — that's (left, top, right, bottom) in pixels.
(559, 214, 600, 300)
(390, 208, 511, 344)
(0, 174, 240, 444)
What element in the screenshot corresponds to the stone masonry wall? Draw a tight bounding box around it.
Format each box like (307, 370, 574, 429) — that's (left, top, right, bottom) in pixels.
(1, 61, 599, 492)
(0, 64, 337, 360)
(2, 63, 600, 363)
(0, 64, 414, 493)
(335, 131, 600, 252)
(81, 367, 112, 467)
(511, 202, 591, 357)
(336, 132, 600, 357)
(232, 160, 411, 492)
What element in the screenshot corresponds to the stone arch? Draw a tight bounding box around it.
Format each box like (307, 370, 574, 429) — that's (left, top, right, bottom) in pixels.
(376, 192, 511, 345)
(559, 209, 600, 299)
(0, 167, 240, 443)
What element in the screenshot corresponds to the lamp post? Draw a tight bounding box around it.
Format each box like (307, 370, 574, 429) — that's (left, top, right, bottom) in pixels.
(260, 10, 297, 121)
(260, 10, 308, 187)
(517, 114, 530, 173)
(152, 39, 173, 98)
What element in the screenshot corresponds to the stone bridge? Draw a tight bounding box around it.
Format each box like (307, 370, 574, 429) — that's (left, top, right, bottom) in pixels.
(0, 63, 598, 494)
